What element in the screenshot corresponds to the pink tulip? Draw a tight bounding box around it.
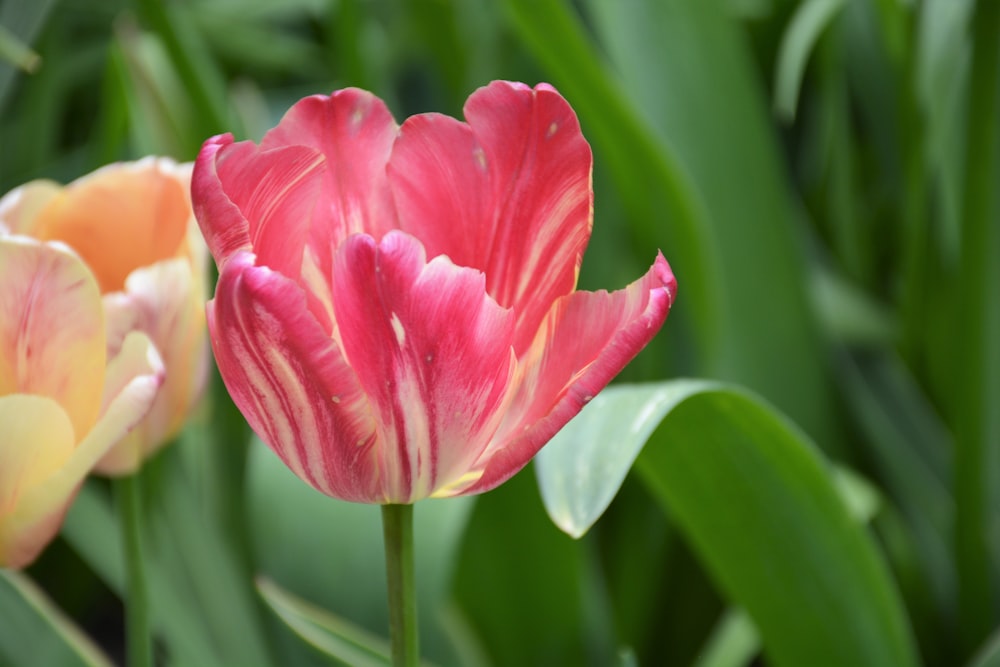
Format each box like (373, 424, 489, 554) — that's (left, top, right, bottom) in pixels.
(0, 237, 163, 568)
(0, 158, 210, 475)
(193, 81, 676, 504)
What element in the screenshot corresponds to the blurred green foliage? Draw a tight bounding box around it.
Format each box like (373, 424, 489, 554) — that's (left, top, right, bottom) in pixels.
(1, 0, 998, 665)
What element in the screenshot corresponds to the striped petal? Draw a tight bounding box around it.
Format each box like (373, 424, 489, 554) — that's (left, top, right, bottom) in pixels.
(451, 253, 677, 497)
(207, 251, 379, 501)
(262, 89, 401, 337)
(331, 231, 515, 502)
(389, 81, 592, 354)
(0, 237, 105, 441)
(194, 134, 326, 279)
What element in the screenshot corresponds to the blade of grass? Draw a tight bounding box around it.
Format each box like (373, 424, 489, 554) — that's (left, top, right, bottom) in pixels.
(955, 0, 1000, 652)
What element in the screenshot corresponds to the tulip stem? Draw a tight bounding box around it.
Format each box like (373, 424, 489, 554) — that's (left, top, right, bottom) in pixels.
(381, 503, 418, 667)
(116, 473, 153, 667)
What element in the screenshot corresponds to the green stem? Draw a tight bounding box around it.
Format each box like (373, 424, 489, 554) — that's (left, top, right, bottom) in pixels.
(116, 473, 153, 667)
(955, 0, 1000, 654)
(381, 504, 418, 667)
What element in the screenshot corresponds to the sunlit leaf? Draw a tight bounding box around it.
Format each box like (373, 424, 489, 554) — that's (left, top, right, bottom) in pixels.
(536, 381, 918, 667)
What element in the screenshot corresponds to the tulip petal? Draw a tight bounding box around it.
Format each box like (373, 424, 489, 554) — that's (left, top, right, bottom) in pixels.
(195, 134, 327, 282)
(261, 88, 399, 243)
(332, 231, 516, 502)
(390, 81, 592, 354)
(451, 253, 677, 497)
(0, 237, 105, 441)
(32, 160, 190, 293)
(0, 395, 76, 569)
(97, 259, 207, 475)
(9, 331, 163, 558)
(0, 180, 61, 236)
(261, 90, 401, 337)
(208, 251, 379, 501)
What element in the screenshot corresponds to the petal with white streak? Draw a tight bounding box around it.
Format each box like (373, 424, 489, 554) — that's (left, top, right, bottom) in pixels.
(451, 253, 676, 497)
(208, 251, 379, 501)
(331, 231, 515, 502)
(389, 81, 593, 355)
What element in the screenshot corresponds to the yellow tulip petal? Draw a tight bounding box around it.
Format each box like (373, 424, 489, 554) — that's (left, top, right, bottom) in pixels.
(0, 394, 76, 569)
(0, 237, 105, 439)
(0, 180, 62, 236)
(33, 160, 190, 293)
(83, 330, 165, 477)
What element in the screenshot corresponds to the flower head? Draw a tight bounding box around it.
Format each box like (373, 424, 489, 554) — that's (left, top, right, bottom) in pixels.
(0, 236, 163, 568)
(193, 81, 676, 504)
(0, 158, 210, 475)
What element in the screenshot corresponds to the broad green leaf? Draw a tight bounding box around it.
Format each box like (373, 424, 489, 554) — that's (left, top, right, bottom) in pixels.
(581, 0, 839, 446)
(535, 380, 717, 538)
(257, 576, 393, 667)
(773, 0, 848, 121)
(537, 381, 917, 667)
(0, 570, 113, 667)
(536, 381, 882, 538)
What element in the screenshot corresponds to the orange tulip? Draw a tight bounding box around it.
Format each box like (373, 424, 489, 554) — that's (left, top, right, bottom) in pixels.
(0, 236, 163, 568)
(0, 157, 209, 475)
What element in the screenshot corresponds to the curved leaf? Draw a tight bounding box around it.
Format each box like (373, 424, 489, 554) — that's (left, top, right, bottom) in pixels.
(535, 381, 917, 667)
(0, 570, 113, 667)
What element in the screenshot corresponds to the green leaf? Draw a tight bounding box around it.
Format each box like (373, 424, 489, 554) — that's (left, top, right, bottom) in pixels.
(535, 380, 718, 538)
(579, 0, 839, 445)
(970, 627, 1000, 667)
(0, 570, 113, 667)
(257, 576, 393, 667)
(536, 381, 918, 667)
(773, 0, 848, 121)
(691, 609, 758, 667)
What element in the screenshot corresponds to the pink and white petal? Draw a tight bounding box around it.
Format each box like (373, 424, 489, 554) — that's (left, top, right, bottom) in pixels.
(331, 231, 516, 502)
(262, 90, 401, 336)
(202, 136, 327, 279)
(388, 113, 491, 268)
(0, 181, 62, 236)
(95, 259, 206, 475)
(450, 253, 676, 497)
(0, 237, 106, 440)
(261, 88, 399, 241)
(0, 395, 76, 569)
(392, 81, 593, 355)
(208, 251, 379, 501)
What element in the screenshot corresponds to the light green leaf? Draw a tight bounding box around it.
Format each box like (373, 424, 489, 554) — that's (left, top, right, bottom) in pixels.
(257, 576, 393, 667)
(535, 380, 717, 538)
(0, 570, 113, 667)
(536, 381, 917, 667)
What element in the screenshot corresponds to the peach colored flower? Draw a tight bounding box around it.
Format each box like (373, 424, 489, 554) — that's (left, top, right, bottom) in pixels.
(0, 158, 210, 475)
(0, 236, 163, 568)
